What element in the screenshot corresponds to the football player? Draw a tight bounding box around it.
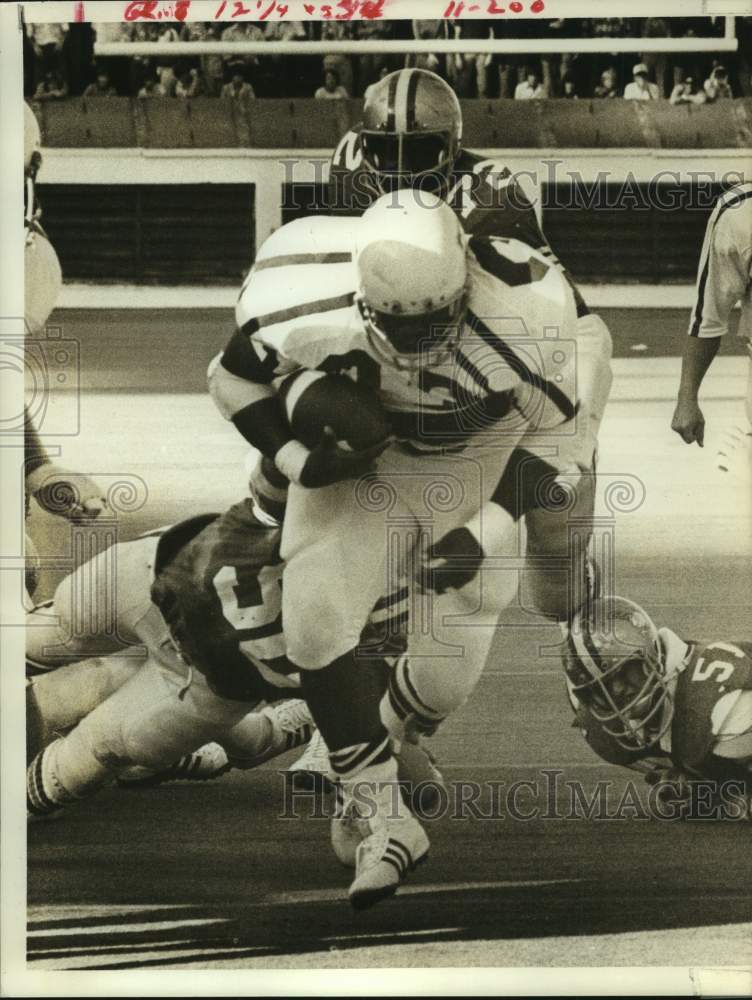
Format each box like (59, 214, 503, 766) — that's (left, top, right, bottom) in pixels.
(26, 487, 409, 818)
(564, 595, 751, 812)
(23, 103, 105, 604)
(209, 190, 592, 906)
(671, 181, 752, 484)
(272, 69, 613, 622)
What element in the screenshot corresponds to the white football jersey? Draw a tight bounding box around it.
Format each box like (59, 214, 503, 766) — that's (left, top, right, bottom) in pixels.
(235, 215, 578, 452)
(689, 182, 752, 342)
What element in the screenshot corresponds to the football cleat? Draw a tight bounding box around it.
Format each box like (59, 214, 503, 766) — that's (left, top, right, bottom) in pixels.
(117, 742, 230, 788)
(348, 806, 430, 910)
(345, 759, 430, 910)
(230, 699, 314, 770)
(285, 727, 334, 793)
(330, 783, 367, 868)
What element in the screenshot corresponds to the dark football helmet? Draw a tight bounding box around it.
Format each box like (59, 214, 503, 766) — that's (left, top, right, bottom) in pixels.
(360, 68, 462, 195)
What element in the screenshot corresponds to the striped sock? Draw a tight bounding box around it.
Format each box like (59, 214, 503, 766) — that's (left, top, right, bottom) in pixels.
(329, 736, 391, 781)
(26, 742, 72, 816)
(381, 656, 445, 739)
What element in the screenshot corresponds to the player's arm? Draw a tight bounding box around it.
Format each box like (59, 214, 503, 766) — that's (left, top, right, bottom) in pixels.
(208, 332, 385, 489)
(672, 211, 751, 446)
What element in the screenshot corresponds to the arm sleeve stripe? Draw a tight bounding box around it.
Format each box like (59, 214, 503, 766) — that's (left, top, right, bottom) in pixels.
(468, 309, 578, 422)
(222, 326, 280, 383)
(254, 252, 352, 271)
(690, 187, 752, 338)
(252, 292, 355, 331)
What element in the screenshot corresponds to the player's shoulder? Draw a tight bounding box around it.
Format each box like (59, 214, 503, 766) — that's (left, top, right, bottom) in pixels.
(712, 183, 752, 252)
(689, 639, 752, 681)
(331, 124, 363, 170)
(467, 234, 566, 300)
(255, 214, 356, 265)
(237, 215, 358, 332)
(455, 147, 513, 182)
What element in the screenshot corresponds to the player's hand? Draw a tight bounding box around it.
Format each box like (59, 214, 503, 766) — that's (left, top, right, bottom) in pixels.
(671, 398, 705, 446)
(299, 427, 389, 489)
(644, 764, 694, 816)
(416, 527, 484, 595)
(27, 465, 107, 522)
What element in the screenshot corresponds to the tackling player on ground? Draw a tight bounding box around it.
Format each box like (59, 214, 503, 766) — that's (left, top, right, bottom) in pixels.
(564, 595, 751, 812)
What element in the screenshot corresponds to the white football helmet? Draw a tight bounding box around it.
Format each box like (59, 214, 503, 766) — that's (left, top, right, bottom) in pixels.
(355, 189, 468, 371)
(24, 103, 42, 180)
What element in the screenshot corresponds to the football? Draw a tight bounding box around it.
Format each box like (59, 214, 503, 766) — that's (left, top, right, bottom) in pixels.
(280, 370, 391, 452)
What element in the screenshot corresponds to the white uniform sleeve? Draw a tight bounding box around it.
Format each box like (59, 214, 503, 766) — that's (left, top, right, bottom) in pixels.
(689, 193, 752, 339)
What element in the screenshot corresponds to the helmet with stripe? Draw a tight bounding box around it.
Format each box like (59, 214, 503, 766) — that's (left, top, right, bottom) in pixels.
(360, 69, 462, 195)
(565, 596, 674, 753)
(355, 189, 468, 371)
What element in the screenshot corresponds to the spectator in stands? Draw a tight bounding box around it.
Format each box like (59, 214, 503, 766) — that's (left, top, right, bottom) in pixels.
(357, 19, 396, 96)
(562, 75, 579, 99)
(137, 78, 159, 99)
(33, 70, 68, 101)
(704, 64, 733, 101)
(176, 67, 205, 98)
(623, 63, 661, 100)
(445, 23, 477, 98)
(320, 22, 354, 100)
(406, 20, 445, 78)
(264, 19, 308, 97)
(28, 22, 67, 79)
(83, 70, 117, 98)
(314, 68, 348, 100)
(515, 69, 546, 100)
(641, 16, 671, 98)
(194, 24, 225, 97)
(669, 74, 707, 105)
(221, 20, 263, 87)
(221, 73, 255, 100)
(594, 66, 619, 98)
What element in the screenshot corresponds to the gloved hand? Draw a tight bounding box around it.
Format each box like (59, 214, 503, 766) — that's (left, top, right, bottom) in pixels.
(276, 427, 390, 489)
(416, 526, 484, 595)
(26, 464, 107, 522)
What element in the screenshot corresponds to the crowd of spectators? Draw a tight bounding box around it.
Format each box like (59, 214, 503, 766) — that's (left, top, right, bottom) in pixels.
(24, 17, 751, 103)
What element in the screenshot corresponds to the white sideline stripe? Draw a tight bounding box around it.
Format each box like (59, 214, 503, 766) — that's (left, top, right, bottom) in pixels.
(323, 927, 463, 943)
(55, 283, 699, 311)
(28, 946, 274, 970)
(265, 878, 582, 905)
(28, 903, 196, 921)
(29, 937, 211, 955)
(28, 918, 226, 938)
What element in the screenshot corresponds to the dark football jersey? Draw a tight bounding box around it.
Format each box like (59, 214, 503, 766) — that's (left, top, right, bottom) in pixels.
(671, 639, 752, 783)
(151, 498, 409, 701)
(329, 129, 588, 316)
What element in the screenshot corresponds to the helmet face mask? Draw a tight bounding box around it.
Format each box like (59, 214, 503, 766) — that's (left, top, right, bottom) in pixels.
(566, 597, 674, 753)
(361, 69, 462, 197)
(357, 287, 467, 372)
(360, 129, 458, 195)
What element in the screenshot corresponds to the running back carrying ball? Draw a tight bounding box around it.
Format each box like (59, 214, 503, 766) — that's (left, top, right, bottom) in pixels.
(279, 370, 392, 453)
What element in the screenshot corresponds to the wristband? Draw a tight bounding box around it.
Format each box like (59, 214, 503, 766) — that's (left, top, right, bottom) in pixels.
(274, 440, 310, 484)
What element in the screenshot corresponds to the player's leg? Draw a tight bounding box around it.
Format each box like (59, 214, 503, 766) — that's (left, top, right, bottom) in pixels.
(280, 475, 430, 906)
(26, 534, 162, 667)
(379, 442, 524, 740)
(26, 647, 255, 816)
(26, 652, 143, 760)
(520, 458, 598, 621)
